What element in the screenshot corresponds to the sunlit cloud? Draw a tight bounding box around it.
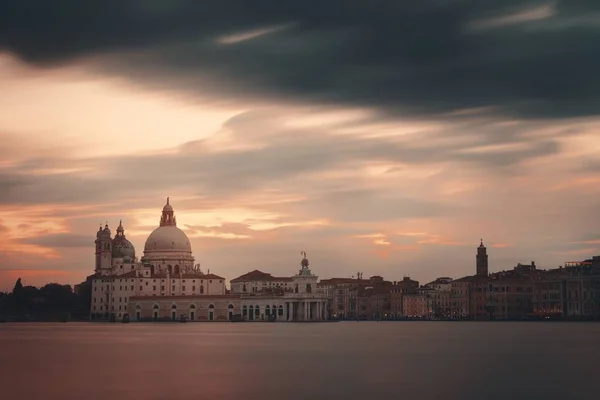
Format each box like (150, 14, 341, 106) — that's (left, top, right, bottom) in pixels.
(217, 23, 296, 45)
(468, 2, 556, 30)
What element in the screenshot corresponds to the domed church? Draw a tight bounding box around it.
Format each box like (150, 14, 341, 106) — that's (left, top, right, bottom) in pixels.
(89, 198, 330, 323)
(90, 198, 227, 321)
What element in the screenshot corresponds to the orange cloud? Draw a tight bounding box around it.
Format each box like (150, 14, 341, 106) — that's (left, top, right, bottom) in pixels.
(491, 243, 509, 248)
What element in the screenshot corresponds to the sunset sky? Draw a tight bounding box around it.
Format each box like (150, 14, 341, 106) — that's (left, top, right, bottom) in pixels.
(1, 1, 599, 291)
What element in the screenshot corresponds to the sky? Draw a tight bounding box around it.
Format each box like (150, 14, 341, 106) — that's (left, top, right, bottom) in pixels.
(1, 0, 599, 291)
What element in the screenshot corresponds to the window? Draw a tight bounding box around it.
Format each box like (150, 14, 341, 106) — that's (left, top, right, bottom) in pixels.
(182, 286, 186, 291)
(192, 286, 196, 291)
(200, 286, 204, 294)
(172, 286, 175, 291)
(145, 282, 149, 286)
(131, 286, 134, 290)
(153, 286, 156, 291)
(139, 286, 143, 291)
(161, 286, 165, 291)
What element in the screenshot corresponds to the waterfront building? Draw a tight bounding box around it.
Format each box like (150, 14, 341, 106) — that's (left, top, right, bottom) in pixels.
(317, 274, 370, 319)
(402, 287, 434, 318)
(424, 277, 453, 318)
(389, 277, 419, 318)
(90, 199, 226, 321)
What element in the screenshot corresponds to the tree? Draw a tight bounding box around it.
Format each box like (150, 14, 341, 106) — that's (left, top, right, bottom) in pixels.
(12, 278, 23, 295)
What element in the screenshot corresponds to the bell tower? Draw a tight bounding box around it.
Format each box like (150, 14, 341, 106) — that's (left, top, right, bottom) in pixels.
(95, 223, 113, 275)
(476, 239, 488, 277)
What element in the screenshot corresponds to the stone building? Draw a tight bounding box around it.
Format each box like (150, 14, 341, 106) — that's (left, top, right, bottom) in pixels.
(90, 198, 226, 321)
(390, 277, 419, 318)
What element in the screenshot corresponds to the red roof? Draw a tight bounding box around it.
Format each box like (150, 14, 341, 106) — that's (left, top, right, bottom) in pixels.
(230, 270, 292, 283)
(317, 278, 370, 286)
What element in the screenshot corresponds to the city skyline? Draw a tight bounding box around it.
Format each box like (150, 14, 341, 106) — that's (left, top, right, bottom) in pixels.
(2, 2, 600, 290)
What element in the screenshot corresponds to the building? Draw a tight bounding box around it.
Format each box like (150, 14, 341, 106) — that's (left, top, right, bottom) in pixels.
(317, 274, 370, 319)
(402, 287, 434, 318)
(90, 198, 226, 321)
(424, 277, 453, 318)
(390, 277, 419, 318)
(230, 270, 293, 294)
(532, 261, 600, 319)
(476, 239, 488, 277)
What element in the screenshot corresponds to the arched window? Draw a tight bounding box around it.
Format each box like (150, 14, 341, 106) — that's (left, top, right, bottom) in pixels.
(171, 304, 177, 309)
(153, 304, 159, 309)
(209, 304, 215, 309)
(174, 265, 180, 274)
(190, 304, 196, 309)
(167, 265, 173, 274)
(266, 305, 271, 315)
(200, 286, 204, 294)
(228, 304, 234, 309)
(136, 304, 142, 309)
(242, 305, 248, 316)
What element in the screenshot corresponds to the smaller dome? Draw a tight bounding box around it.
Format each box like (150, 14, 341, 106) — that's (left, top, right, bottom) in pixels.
(112, 237, 136, 259)
(102, 224, 111, 236)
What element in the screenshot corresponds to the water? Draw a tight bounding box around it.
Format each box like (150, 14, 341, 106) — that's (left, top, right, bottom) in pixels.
(1, 322, 598, 400)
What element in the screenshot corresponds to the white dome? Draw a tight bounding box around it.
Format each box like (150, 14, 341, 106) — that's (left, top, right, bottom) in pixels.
(144, 226, 192, 253)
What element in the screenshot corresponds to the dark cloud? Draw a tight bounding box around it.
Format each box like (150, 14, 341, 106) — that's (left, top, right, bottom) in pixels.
(2, 1, 600, 118)
(21, 233, 91, 248)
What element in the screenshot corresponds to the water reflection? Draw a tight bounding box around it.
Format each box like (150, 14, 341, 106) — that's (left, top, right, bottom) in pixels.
(1, 322, 599, 400)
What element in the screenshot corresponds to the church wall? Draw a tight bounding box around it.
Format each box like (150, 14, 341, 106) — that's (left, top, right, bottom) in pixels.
(239, 296, 287, 321)
(91, 275, 227, 320)
(130, 296, 241, 321)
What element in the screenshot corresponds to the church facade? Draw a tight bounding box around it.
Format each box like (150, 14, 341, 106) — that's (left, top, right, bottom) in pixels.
(89, 198, 329, 322)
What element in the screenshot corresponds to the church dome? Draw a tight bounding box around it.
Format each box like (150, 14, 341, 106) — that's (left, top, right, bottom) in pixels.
(112, 237, 136, 259)
(144, 225, 192, 253)
(112, 220, 135, 259)
(143, 198, 192, 255)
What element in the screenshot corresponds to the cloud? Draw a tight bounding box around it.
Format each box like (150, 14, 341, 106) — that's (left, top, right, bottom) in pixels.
(1, 1, 600, 118)
(20, 233, 91, 248)
(0, 108, 564, 209)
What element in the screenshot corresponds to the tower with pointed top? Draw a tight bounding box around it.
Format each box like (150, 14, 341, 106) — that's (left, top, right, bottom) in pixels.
(476, 239, 488, 277)
(95, 223, 113, 274)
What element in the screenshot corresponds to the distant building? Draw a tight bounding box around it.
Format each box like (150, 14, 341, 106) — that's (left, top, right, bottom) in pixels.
(390, 277, 419, 318)
(476, 239, 488, 277)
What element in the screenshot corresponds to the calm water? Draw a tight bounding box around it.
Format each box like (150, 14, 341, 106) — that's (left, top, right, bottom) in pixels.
(1, 322, 599, 400)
